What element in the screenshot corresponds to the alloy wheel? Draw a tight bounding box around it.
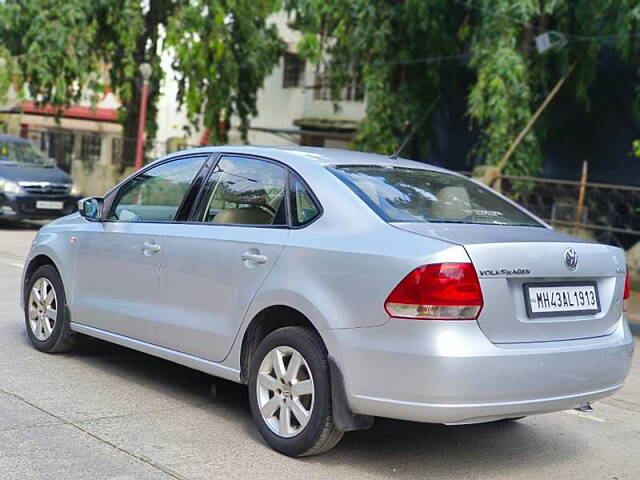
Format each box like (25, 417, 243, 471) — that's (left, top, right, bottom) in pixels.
(28, 277, 57, 341)
(256, 346, 315, 438)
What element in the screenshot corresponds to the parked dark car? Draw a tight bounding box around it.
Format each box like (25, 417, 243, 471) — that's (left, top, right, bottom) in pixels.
(0, 134, 81, 221)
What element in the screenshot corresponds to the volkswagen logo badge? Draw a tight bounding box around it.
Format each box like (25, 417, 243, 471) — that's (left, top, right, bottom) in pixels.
(564, 248, 578, 271)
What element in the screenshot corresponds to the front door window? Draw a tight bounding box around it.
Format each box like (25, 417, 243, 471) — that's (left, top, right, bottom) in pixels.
(109, 156, 206, 222)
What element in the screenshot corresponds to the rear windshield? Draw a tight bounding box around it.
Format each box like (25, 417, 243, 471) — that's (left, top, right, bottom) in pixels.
(329, 165, 542, 227)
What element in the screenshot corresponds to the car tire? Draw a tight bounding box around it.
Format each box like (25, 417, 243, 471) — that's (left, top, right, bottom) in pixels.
(24, 264, 77, 353)
(248, 326, 344, 457)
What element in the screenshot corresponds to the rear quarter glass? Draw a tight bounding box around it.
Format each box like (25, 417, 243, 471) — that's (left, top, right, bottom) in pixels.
(328, 165, 542, 227)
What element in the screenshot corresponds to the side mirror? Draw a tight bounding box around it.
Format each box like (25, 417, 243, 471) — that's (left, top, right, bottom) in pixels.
(78, 197, 104, 221)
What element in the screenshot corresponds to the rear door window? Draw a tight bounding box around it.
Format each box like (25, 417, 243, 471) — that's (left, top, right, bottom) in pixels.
(290, 176, 320, 226)
(330, 165, 542, 227)
(193, 156, 287, 226)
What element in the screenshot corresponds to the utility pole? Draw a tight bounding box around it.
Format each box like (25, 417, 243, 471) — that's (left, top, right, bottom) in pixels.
(134, 62, 152, 171)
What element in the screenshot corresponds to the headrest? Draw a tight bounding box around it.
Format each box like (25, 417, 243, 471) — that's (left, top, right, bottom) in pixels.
(432, 186, 471, 220)
(212, 207, 273, 225)
(217, 187, 270, 207)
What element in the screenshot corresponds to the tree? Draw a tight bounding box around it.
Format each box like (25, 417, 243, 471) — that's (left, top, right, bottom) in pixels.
(285, 0, 640, 176)
(0, 0, 283, 150)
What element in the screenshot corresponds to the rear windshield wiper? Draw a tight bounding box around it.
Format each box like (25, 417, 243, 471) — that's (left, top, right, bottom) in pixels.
(506, 222, 545, 227)
(426, 220, 542, 227)
(426, 220, 473, 225)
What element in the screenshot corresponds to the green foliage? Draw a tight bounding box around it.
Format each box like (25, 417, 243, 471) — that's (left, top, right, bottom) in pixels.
(3, 0, 640, 172)
(0, 0, 104, 106)
(0, 0, 282, 145)
(468, 0, 539, 176)
(166, 0, 284, 143)
(96, 0, 146, 106)
(287, 0, 640, 176)
(0, 46, 17, 106)
(287, 0, 465, 157)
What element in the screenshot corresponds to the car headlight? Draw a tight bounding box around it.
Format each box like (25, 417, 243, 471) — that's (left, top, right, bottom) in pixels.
(0, 178, 22, 194)
(69, 183, 81, 195)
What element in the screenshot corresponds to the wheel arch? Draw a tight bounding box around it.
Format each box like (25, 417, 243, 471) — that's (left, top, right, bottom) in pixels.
(239, 304, 321, 385)
(239, 303, 374, 432)
(22, 254, 62, 308)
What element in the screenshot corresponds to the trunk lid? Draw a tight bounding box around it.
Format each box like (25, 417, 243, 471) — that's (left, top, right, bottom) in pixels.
(393, 223, 626, 343)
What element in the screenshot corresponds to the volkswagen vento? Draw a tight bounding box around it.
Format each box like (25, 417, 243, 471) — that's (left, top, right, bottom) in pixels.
(21, 146, 634, 456)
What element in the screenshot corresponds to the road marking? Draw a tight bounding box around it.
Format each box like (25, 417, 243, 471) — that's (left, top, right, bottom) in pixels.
(0, 259, 24, 269)
(0, 250, 25, 269)
(601, 398, 640, 415)
(0, 250, 26, 262)
(564, 409, 606, 422)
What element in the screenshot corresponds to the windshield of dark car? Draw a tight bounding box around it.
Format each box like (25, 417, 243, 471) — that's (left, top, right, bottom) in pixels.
(0, 140, 53, 167)
(329, 165, 543, 227)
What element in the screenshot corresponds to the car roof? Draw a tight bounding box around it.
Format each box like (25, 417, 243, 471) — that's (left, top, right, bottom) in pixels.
(163, 145, 452, 174)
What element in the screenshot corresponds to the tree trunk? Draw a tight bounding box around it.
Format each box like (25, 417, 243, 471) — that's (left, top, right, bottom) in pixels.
(521, 24, 533, 56)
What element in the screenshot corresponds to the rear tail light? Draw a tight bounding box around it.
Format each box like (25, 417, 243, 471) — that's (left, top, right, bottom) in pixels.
(384, 263, 484, 320)
(623, 270, 630, 312)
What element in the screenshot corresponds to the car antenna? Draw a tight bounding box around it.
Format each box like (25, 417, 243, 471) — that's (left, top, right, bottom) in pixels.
(389, 95, 441, 160)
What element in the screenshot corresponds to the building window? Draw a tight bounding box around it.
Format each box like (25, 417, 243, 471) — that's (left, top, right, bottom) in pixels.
(313, 72, 364, 102)
(345, 75, 364, 102)
(283, 53, 305, 88)
(48, 131, 75, 172)
(21, 129, 75, 173)
(112, 137, 136, 169)
(313, 73, 329, 101)
(80, 134, 102, 163)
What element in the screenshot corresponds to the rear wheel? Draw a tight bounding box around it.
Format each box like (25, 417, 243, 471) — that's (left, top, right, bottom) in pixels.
(24, 265, 76, 353)
(248, 326, 344, 457)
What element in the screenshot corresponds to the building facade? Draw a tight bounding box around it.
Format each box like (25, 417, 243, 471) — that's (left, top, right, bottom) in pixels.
(158, 12, 366, 150)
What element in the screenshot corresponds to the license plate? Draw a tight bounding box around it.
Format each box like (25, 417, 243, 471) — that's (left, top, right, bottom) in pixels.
(36, 201, 64, 210)
(523, 282, 601, 318)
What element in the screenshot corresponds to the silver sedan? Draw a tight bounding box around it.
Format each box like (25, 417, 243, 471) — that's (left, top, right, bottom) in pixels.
(21, 146, 634, 456)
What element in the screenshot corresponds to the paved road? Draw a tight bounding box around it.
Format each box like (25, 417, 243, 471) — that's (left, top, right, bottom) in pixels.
(1, 223, 638, 480)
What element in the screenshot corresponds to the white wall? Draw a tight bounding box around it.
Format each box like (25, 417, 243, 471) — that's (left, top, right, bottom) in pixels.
(155, 52, 199, 146)
(232, 12, 305, 145)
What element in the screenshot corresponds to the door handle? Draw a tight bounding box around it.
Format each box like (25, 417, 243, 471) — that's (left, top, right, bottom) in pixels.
(141, 242, 161, 254)
(241, 252, 268, 264)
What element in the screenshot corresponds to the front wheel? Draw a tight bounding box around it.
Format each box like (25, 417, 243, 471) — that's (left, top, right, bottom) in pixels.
(248, 326, 344, 457)
(24, 265, 76, 353)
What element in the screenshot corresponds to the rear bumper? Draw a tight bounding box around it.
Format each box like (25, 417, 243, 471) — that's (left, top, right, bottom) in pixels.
(323, 317, 634, 424)
(0, 193, 79, 220)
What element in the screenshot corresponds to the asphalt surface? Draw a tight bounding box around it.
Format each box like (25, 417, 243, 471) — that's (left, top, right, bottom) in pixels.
(1, 221, 639, 480)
